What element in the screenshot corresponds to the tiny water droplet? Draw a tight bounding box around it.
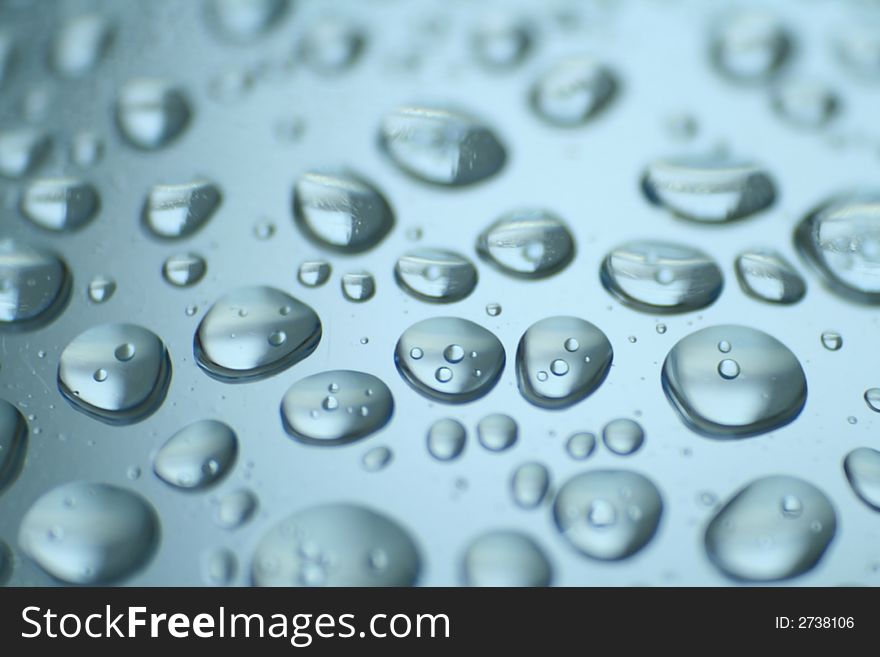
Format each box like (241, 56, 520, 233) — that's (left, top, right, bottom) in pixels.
(162, 252, 207, 287)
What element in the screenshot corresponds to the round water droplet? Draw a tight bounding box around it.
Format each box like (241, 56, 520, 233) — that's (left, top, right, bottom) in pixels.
(282, 370, 393, 445)
(214, 489, 258, 529)
(58, 323, 171, 424)
(20, 178, 100, 232)
(602, 418, 645, 456)
(207, 0, 289, 42)
(293, 170, 394, 253)
(554, 470, 663, 560)
(341, 271, 375, 302)
(51, 14, 113, 78)
(462, 531, 551, 586)
(0, 239, 70, 329)
(566, 432, 596, 460)
(710, 10, 791, 82)
(771, 80, 839, 129)
(472, 12, 531, 69)
(142, 180, 221, 240)
(252, 503, 420, 586)
(530, 55, 616, 127)
(735, 248, 805, 304)
(0, 399, 27, 494)
(477, 209, 575, 279)
(395, 317, 505, 403)
(485, 302, 502, 316)
(195, 286, 321, 382)
(516, 316, 612, 408)
(601, 240, 723, 313)
(477, 414, 517, 452)
(663, 325, 806, 437)
(253, 219, 275, 240)
(795, 192, 880, 303)
(864, 388, 880, 412)
(820, 331, 842, 351)
(300, 17, 365, 73)
(362, 445, 393, 472)
(87, 275, 115, 304)
(162, 252, 207, 288)
(154, 420, 238, 490)
(395, 248, 477, 303)
(0, 129, 52, 179)
(202, 548, 237, 585)
(511, 462, 550, 509)
(843, 447, 880, 511)
(379, 105, 506, 186)
(116, 78, 191, 150)
(705, 476, 836, 581)
(642, 154, 776, 223)
(297, 260, 331, 287)
(427, 418, 466, 461)
(18, 482, 159, 584)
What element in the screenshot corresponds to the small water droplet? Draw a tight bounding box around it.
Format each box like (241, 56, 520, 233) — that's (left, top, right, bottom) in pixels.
(602, 418, 645, 455)
(463, 531, 551, 587)
(710, 10, 791, 82)
(511, 462, 550, 509)
(116, 78, 191, 150)
(300, 17, 365, 73)
(395, 248, 477, 303)
(154, 420, 238, 490)
(297, 260, 331, 288)
(477, 413, 517, 452)
(735, 248, 806, 304)
(864, 388, 880, 412)
(472, 11, 532, 69)
(51, 14, 113, 78)
(0, 128, 52, 179)
(843, 447, 880, 511)
(0, 239, 70, 327)
(820, 331, 842, 351)
(143, 180, 221, 240)
(20, 178, 100, 232)
(341, 271, 375, 302)
(565, 432, 596, 460)
(162, 252, 207, 287)
(362, 445, 393, 472)
(530, 56, 617, 126)
(477, 209, 575, 279)
(717, 358, 741, 380)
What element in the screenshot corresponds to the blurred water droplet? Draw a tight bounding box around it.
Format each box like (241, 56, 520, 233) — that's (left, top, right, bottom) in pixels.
(202, 548, 237, 585)
(602, 418, 645, 455)
(51, 14, 113, 78)
(362, 445, 393, 472)
(154, 420, 238, 490)
(566, 432, 596, 460)
(511, 462, 550, 509)
(0, 128, 52, 179)
(116, 78, 191, 150)
(87, 275, 116, 304)
(847, 415, 857, 425)
(341, 271, 375, 302)
(20, 178, 99, 232)
(427, 418, 466, 461)
(214, 489, 258, 529)
(472, 12, 532, 69)
(477, 209, 575, 279)
(297, 260, 331, 288)
(735, 248, 805, 304)
(143, 180, 221, 240)
(162, 252, 207, 288)
(300, 17, 365, 73)
(0, 239, 70, 328)
(207, 0, 289, 42)
(656, 323, 667, 334)
(68, 132, 104, 168)
(463, 531, 551, 586)
(477, 413, 517, 452)
(771, 80, 839, 129)
(820, 331, 842, 351)
(710, 10, 791, 82)
(835, 25, 880, 81)
(530, 56, 616, 126)
(0, 399, 27, 493)
(843, 447, 880, 511)
(395, 248, 477, 303)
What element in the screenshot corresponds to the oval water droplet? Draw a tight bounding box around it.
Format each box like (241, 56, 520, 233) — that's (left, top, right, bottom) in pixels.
(735, 248, 805, 304)
(116, 78, 191, 150)
(530, 56, 617, 126)
(395, 317, 505, 403)
(427, 418, 466, 461)
(341, 271, 375, 302)
(554, 470, 663, 560)
(87, 275, 115, 304)
(282, 370, 393, 445)
(477, 209, 575, 279)
(771, 80, 839, 129)
(642, 154, 776, 223)
(202, 548, 237, 585)
(0, 239, 70, 329)
(820, 330, 842, 351)
(213, 489, 258, 530)
(207, 0, 289, 42)
(154, 420, 238, 490)
(362, 446, 393, 472)
(472, 12, 531, 69)
(864, 388, 880, 413)
(0, 128, 52, 179)
(195, 286, 321, 382)
(142, 180, 221, 240)
(462, 531, 551, 587)
(300, 17, 365, 73)
(58, 323, 171, 424)
(511, 462, 550, 509)
(252, 503, 420, 586)
(379, 105, 506, 186)
(20, 178, 100, 232)
(516, 316, 612, 409)
(18, 482, 159, 584)
(394, 248, 477, 303)
(297, 260, 331, 288)
(51, 14, 113, 78)
(293, 170, 394, 253)
(566, 432, 596, 460)
(477, 414, 517, 452)
(710, 10, 791, 82)
(0, 399, 27, 494)
(705, 475, 836, 581)
(162, 252, 207, 288)
(662, 325, 806, 437)
(843, 447, 880, 511)
(602, 418, 645, 456)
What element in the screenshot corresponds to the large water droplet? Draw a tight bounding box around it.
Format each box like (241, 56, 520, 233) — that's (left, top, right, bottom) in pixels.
(462, 531, 551, 586)
(662, 325, 806, 437)
(477, 414, 517, 452)
(18, 482, 159, 584)
(642, 154, 776, 223)
(843, 447, 880, 511)
(207, 0, 290, 42)
(51, 14, 113, 78)
(379, 105, 506, 186)
(705, 476, 836, 581)
(771, 80, 839, 129)
(0, 129, 52, 179)
(20, 178, 100, 232)
(0, 239, 70, 329)
(162, 252, 207, 287)
(794, 192, 880, 303)
(395, 317, 505, 403)
(427, 418, 466, 461)
(735, 248, 805, 304)
(472, 12, 532, 69)
(252, 504, 420, 586)
(142, 180, 221, 240)
(0, 399, 27, 494)
(341, 271, 375, 302)
(154, 420, 238, 490)
(601, 240, 723, 313)
(214, 489, 259, 529)
(300, 17, 365, 73)
(195, 286, 321, 382)
(554, 470, 663, 560)
(530, 56, 617, 126)
(516, 316, 612, 408)
(710, 10, 791, 82)
(293, 170, 393, 253)
(477, 209, 575, 279)
(281, 370, 393, 445)
(394, 248, 477, 303)
(602, 419, 644, 456)
(116, 78, 191, 150)
(58, 323, 171, 424)
(511, 462, 550, 509)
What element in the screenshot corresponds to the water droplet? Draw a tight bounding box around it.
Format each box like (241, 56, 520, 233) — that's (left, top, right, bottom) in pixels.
(142, 180, 221, 240)
(0, 539, 12, 585)
(207, 0, 289, 42)
(396, 317, 505, 403)
(735, 248, 805, 304)
(154, 420, 238, 490)
(602, 419, 645, 455)
(530, 56, 616, 126)
(253, 219, 275, 240)
(656, 323, 667, 334)
(835, 25, 880, 81)
(59, 323, 171, 424)
(843, 447, 880, 511)
(795, 192, 880, 303)
(0, 399, 27, 493)
(162, 252, 207, 287)
(395, 249, 477, 303)
(214, 489, 258, 529)
(68, 132, 104, 168)
(566, 432, 596, 460)
(252, 504, 420, 586)
(864, 388, 880, 412)
(87, 276, 115, 304)
(379, 105, 506, 186)
(771, 80, 839, 129)
(718, 340, 731, 353)
(477, 209, 575, 279)
(297, 260, 331, 287)
(511, 462, 550, 509)
(662, 325, 806, 437)
(18, 482, 159, 584)
(293, 170, 394, 253)
(20, 178, 100, 232)
(485, 302, 502, 316)
(195, 286, 321, 382)
(477, 414, 517, 452)
(0, 239, 70, 328)
(0, 128, 52, 179)
(705, 476, 836, 581)
(642, 154, 775, 223)
(300, 17, 365, 73)
(463, 531, 551, 586)
(472, 12, 532, 69)
(601, 240, 723, 313)
(427, 418, 466, 461)
(847, 415, 858, 425)
(51, 14, 113, 78)
(554, 470, 663, 560)
(282, 370, 393, 445)
(202, 548, 237, 585)
(116, 78, 191, 150)
(341, 271, 375, 302)
(820, 331, 842, 351)
(362, 445, 393, 472)
(516, 316, 612, 408)
(710, 10, 791, 82)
